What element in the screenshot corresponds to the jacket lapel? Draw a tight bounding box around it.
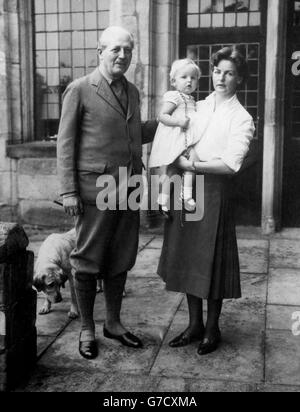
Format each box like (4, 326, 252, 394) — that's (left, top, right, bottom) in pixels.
(89, 69, 126, 118)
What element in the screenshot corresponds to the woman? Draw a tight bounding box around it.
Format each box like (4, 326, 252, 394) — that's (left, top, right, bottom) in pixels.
(157, 46, 255, 355)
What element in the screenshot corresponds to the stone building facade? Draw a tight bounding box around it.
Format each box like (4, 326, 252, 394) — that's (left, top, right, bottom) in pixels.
(0, 0, 299, 233)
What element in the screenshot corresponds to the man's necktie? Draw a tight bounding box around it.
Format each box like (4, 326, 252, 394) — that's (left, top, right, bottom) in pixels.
(111, 78, 128, 114)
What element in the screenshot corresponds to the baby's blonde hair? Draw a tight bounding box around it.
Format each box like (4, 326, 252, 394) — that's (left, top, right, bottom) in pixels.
(170, 58, 201, 82)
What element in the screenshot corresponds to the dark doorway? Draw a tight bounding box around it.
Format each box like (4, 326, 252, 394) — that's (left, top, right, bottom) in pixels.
(180, 0, 267, 225)
(282, 0, 300, 227)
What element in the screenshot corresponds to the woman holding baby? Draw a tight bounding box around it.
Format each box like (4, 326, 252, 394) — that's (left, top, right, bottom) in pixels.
(152, 46, 255, 355)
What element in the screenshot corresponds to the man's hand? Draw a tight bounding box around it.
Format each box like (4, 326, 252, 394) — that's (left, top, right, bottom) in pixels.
(63, 195, 84, 217)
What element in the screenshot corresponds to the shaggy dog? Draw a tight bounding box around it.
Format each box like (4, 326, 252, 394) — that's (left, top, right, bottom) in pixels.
(33, 229, 79, 319)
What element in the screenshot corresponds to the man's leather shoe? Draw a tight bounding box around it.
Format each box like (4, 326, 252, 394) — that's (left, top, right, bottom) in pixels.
(103, 326, 143, 349)
(169, 329, 204, 348)
(197, 331, 221, 356)
(79, 335, 98, 360)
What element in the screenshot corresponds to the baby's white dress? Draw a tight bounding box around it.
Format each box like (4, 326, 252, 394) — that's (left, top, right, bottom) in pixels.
(149, 91, 204, 168)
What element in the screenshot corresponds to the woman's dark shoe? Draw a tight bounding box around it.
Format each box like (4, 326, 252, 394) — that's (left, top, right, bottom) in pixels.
(169, 328, 204, 348)
(103, 326, 143, 349)
(79, 333, 98, 360)
(197, 331, 222, 356)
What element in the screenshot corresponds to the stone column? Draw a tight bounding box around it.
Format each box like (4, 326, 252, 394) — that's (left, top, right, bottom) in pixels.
(0, 222, 36, 392)
(262, 0, 288, 234)
(0, 0, 19, 221)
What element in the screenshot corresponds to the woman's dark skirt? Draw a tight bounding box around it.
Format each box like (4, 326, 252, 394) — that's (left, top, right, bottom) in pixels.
(157, 174, 241, 300)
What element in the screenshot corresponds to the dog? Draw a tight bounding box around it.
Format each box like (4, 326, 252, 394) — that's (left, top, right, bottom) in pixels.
(33, 229, 124, 319)
(33, 229, 79, 319)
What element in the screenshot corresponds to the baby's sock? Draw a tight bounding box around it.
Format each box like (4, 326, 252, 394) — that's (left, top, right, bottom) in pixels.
(158, 193, 170, 212)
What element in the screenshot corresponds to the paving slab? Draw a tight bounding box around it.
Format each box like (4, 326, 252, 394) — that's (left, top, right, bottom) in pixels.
(256, 383, 300, 392)
(187, 379, 258, 392)
(151, 321, 264, 383)
(36, 321, 163, 375)
(93, 277, 183, 328)
(37, 336, 56, 358)
(265, 330, 300, 386)
(268, 268, 300, 306)
(237, 239, 269, 274)
(269, 239, 300, 269)
(267, 305, 300, 331)
(129, 248, 162, 277)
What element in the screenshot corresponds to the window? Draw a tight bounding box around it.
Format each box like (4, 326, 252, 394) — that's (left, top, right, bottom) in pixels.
(33, 0, 110, 140)
(187, 43, 260, 132)
(187, 0, 261, 29)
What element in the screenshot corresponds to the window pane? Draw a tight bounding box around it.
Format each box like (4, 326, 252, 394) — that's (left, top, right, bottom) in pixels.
(36, 33, 46, 50)
(225, 12, 236, 26)
(47, 50, 59, 67)
(237, 12, 248, 26)
(213, 0, 224, 13)
(59, 32, 72, 49)
(59, 14, 71, 31)
(98, 0, 110, 10)
(72, 31, 85, 48)
(200, 0, 212, 13)
(200, 14, 211, 27)
(47, 32, 59, 49)
(188, 0, 200, 13)
(45, 0, 57, 13)
(72, 50, 85, 67)
(36, 51, 46, 68)
(225, 0, 236, 12)
(212, 13, 223, 27)
(72, 0, 84, 12)
(249, 0, 260, 11)
(249, 11, 260, 26)
(98, 11, 109, 28)
(72, 13, 84, 30)
(47, 69, 59, 86)
(85, 0, 97, 11)
(85, 12, 97, 29)
(59, 0, 71, 13)
(85, 31, 97, 48)
(188, 14, 199, 28)
(46, 14, 58, 32)
(35, 0, 45, 13)
(59, 51, 72, 67)
(86, 49, 97, 67)
(35, 15, 45, 31)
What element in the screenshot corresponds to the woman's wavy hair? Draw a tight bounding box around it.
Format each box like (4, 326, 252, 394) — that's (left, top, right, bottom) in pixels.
(211, 46, 249, 86)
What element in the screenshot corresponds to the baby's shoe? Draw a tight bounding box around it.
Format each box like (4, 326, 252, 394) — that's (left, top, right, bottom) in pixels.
(183, 197, 196, 213)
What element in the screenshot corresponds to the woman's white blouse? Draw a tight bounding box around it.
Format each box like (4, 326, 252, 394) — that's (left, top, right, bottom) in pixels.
(194, 92, 255, 172)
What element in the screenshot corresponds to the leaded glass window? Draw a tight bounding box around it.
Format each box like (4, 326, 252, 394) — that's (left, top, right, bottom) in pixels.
(187, 0, 261, 28)
(187, 43, 259, 135)
(34, 0, 110, 140)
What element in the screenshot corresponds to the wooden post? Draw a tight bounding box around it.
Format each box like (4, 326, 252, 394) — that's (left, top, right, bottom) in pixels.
(0, 223, 36, 392)
(262, 0, 288, 234)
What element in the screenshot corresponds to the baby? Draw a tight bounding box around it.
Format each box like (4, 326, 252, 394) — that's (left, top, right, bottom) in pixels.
(149, 58, 206, 216)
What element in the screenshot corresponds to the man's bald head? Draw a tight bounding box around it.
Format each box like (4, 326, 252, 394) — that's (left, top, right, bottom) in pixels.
(98, 26, 135, 52)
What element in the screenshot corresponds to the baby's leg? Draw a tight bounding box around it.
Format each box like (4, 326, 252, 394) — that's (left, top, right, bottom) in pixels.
(181, 148, 199, 212)
(158, 164, 178, 216)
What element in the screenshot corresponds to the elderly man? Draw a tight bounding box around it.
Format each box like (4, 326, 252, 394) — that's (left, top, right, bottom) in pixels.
(57, 26, 155, 359)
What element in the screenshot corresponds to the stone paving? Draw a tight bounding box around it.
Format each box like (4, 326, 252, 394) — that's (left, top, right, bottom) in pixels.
(14, 227, 300, 392)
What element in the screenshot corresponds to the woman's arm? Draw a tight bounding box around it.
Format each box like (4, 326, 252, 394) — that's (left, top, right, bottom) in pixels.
(159, 102, 190, 129)
(176, 156, 235, 175)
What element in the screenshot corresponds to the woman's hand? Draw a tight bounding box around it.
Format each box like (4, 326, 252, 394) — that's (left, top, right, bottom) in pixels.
(175, 155, 195, 172)
(178, 116, 190, 131)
